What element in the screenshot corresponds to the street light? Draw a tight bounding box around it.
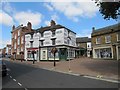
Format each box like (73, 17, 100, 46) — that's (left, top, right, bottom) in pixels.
(67, 35, 71, 72)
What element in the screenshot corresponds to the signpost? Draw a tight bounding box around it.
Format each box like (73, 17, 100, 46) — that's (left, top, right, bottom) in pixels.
(51, 47, 57, 67)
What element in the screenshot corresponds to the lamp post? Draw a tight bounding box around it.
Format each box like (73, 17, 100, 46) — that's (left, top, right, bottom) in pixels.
(67, 35, 71, 72)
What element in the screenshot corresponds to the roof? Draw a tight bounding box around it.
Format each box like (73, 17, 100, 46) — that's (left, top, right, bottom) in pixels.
(7, 44, 11, 47)
(92, 23, 120, 37)
(76, 37, 91, 43)
(25, 24, 76, 35)
(36, 24, 76, 34)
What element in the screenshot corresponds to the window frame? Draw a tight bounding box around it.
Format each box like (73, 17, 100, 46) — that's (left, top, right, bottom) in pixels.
(96, 37, 101, 44)
(105, 35, 111, 43)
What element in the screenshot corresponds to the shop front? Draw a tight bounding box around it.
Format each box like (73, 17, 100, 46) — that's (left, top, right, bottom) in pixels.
(26, 48, 39, 61)
(93, 47, 112, 59)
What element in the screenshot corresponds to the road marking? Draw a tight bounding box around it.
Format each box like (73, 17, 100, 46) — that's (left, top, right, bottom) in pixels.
(10, 76, 12, 78)
(18, 82, 22, 86)
(7, 68, 11, 71)
(13, 79, 16, 82)
(83, 75, 120, 83)
(24, 88, 28, 90)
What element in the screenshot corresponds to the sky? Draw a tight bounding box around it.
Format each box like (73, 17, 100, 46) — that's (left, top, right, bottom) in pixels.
(0, 0, 118, 48)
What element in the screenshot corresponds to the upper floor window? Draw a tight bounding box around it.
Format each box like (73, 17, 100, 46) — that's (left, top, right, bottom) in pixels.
(18, 30, 20, 36)
(105, 35, 111, 43)
(14, 34, 17, 39)
(96, 37, 101, 44)
(21, 36, 24, 44)
(117, 32, 120, 41)
(18, 37, 20, 45)
(14, 42, 16, 49)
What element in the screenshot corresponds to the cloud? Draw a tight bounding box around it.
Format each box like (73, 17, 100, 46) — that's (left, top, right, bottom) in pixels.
(45, 1, 98, 22)
(0, 11, 14, 26)
(44, 14, 59, 26)
(14, 11, 42, 28)
(76, 29, 92, 38)
(44, 3, 54, 11)
(44, 20, 50, 26)
(2, 2, 16, 14)
(0, 39, 11, 48)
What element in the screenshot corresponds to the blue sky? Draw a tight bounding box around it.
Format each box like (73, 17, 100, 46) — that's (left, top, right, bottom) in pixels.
(0, 0, 118, 48)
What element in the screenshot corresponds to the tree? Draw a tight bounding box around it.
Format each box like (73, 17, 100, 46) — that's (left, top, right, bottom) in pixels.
(95, 1, 120, 20)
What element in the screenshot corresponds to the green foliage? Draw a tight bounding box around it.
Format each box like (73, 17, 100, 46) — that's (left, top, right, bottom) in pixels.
(95, 1, 120, 20)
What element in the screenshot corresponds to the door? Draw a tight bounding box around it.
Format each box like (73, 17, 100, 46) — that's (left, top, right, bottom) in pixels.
(59, 48, 67, 60)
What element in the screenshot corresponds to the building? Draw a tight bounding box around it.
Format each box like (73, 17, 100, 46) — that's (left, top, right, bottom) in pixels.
(5, 44, 11, 58)
(11, 22, 32, 60)
(91, 23, 120, 60)
(76, 37, 92, 57)
(25, 20, 76, 61)
(2, 47, 6, 57)
(0, 49, 2, 58)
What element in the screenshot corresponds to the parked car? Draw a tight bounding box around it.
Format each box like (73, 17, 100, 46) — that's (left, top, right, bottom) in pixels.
(0, 60, 7, 77)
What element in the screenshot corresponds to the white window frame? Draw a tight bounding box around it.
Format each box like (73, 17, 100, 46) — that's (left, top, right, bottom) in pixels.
(18, 30, 20, 36)
(18, 37, 20, 45)
(105, 35, 111, 43)
(96, 37, 101, 44)
(117, 33, 120, 41)
(14, 42, 16, 49)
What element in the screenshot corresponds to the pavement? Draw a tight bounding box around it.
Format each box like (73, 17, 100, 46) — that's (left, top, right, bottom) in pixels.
(3, 57, 120, 83)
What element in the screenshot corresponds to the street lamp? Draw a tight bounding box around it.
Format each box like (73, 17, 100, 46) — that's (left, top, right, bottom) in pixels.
(67, 35, 71, 72)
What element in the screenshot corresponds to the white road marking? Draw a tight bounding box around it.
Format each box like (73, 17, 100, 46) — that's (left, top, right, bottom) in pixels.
(24, 88, 28, 90)
(10, 76, 12, 78)
(7, 68, 11, 71)
(18, 82, 22, 86)
(83, 75, 120, 83)
(13, 79, 16, 82)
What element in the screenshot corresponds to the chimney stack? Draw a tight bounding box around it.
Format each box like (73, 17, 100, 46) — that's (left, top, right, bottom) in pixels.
(92, 27, 95, 32)
(50, 20, 56, 26)
(12, 25, 15, 30)
(27, 22, 32, 31)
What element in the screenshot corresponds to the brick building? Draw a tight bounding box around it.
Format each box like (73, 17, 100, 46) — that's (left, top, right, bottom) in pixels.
(11, 22, 32, 60)
(91, 23, 120, 60)
(0, 49, 2, 57)
(76, 37, 92, 57)
(2, 47, 6, 57)
(5, 44, 11, 58)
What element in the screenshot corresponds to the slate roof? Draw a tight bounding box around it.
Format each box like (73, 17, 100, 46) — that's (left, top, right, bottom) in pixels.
(76, 37, 91, 43)
(92, 23, 120, 37)
(25, 24, 76, 35)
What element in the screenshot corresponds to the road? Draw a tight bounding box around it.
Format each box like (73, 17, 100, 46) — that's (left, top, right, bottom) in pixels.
(2, 60, 118, 89)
